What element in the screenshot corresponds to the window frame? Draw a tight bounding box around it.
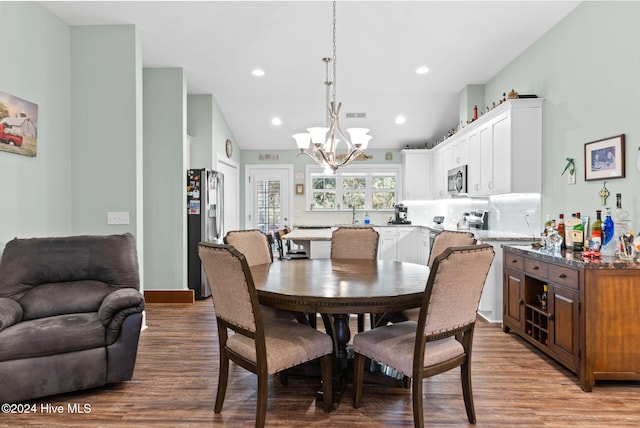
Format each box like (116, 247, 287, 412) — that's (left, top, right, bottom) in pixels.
(305, 164, 403, 211)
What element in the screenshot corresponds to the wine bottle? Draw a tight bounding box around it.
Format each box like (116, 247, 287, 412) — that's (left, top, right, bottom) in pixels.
(540, 284, 548, 310)
(591, 210, 602, 251)
(572, 212, 584, 252)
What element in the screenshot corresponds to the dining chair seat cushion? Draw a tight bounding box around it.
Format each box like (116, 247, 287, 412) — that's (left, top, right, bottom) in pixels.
(352, 321, 464, 378)
(226, 318, 333, 374)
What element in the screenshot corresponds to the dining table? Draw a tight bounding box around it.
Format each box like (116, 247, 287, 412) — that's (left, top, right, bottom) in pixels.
(250, 258, 430, 402)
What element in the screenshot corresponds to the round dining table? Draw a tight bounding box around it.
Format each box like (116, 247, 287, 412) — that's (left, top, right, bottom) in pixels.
(250, 258, 430, 362)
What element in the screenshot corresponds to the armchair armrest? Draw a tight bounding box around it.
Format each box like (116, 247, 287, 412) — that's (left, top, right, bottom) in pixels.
(98, 288, 145, 344)
(0, 297, 23, 333)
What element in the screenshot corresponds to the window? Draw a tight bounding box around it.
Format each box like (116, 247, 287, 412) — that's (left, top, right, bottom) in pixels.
(306, 164, 402, 211)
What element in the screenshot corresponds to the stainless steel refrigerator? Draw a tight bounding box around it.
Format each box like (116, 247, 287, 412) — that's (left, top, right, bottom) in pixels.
(187, 168, 224, 299)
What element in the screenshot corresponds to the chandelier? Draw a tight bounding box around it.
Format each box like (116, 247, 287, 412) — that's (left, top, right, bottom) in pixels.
(292, 0, 371, 174)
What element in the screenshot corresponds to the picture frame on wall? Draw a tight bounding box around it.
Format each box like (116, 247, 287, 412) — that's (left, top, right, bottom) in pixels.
(295, 184, 304, 195)
(584, 134, 625, 181)
(0, 90, 39, 157)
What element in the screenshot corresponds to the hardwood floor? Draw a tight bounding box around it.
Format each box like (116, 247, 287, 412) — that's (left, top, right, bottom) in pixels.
(3, 299, 639, 427)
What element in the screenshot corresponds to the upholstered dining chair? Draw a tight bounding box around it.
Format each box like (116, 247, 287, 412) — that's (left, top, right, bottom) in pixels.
(330, 226, 379, 260)
(224, 229, 297, 321)
(330, 226, 380, 332)
(351, 244, 495, 427)
(223, 229, 273, 266)
(387, 230, 478, 325)
(198, 243, 333, 427)
(427, 230, 476, 267)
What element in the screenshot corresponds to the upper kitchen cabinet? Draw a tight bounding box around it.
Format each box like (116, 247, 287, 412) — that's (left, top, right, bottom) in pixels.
(468, 98, 543, 196)
(401, 149, 432, 200)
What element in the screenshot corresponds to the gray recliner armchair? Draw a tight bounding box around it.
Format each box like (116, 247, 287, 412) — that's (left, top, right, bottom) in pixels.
(0, 233, 145, 403)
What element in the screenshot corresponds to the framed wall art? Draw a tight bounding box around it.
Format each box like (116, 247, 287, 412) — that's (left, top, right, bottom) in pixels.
(295, 184, 304, 195)
(0, 90, 38, 157)
(584, 134, 625, 181)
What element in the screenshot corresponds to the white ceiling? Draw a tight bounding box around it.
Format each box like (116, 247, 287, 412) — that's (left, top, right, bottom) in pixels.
(40, 1, 580, 151)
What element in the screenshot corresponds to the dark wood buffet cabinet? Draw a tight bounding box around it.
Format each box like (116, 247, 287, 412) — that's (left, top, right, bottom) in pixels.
(502, 245, 640, 391)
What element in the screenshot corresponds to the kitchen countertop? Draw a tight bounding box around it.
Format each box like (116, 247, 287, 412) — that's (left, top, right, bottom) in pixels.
(293, 224, 537, 242)
(504, 244, 640, 270)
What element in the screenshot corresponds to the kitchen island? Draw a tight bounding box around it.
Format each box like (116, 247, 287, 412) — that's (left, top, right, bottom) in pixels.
(502, 244, 640, 391)
(282, 228, 333, 259)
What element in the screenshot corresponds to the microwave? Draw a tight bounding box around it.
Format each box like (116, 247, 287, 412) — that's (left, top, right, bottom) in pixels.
(447, 165, 467, 194)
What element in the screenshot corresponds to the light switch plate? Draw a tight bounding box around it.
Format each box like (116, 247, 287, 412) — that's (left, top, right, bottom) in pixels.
(107, 211, 130, 225)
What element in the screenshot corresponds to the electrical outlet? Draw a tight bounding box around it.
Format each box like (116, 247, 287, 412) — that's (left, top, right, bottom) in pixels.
(107, 211, 130, 225)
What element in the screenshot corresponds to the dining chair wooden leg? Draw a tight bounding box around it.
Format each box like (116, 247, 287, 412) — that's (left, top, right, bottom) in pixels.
(319, 354, 333, 412)
(461, 360, 476, 424)
(256, 371, 268, 428)
(412, 374, 425, 428)
(357, 314, 365, 333)
(351, 352, 365, 408)
(215, 352, 230, 413)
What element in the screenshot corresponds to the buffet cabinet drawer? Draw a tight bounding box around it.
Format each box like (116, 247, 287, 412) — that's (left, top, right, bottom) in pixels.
(548, 264, 579, 290)
(525, 257, 548, 279)
(504, 254, 524, 271)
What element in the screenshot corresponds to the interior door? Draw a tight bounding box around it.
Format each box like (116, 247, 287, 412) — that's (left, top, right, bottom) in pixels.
(245, 165, 293, 236)
(216, 158, 239, 236)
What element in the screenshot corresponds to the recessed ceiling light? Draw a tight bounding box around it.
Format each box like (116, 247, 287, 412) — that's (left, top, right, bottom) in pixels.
(395, 116, 406, 125)
(271, 117, 282, 126)
(415, 66, 429, 75)
(252, 69, 265, 77)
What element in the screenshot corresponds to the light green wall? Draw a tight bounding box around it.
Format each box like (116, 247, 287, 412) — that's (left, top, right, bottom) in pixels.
(143, 68, 188, 290)
(0, 2, 72, 250)
(187, 95, 214, 169)
(484, 1, 640, 228)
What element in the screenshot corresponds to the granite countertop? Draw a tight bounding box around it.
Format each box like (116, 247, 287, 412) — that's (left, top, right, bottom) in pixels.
(504, 244, 640, 270)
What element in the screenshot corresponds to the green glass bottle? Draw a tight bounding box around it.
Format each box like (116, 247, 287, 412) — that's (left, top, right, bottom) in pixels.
(572, 212, 584, 252)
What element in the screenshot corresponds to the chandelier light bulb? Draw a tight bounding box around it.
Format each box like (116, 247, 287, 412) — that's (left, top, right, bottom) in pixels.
(292, 133, 311, 150)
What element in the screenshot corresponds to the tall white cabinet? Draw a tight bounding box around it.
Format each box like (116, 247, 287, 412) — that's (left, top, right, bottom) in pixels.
(401, 149, 432, 200)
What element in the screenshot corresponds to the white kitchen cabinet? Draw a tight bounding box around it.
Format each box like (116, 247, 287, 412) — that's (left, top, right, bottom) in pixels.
(376, 227, 397, 261)
(401, 149, 431, 200)
(451, 136, 469, 168)
(477, 239, 536, 323)
(431, 146, 447, 199)
(467, 131, 482, 195)
(417, 227, 431, 266)
(434, 98, 543, 197)
(476, 99, 542, 195)
(396, 227, 419, 264)
(375, 226, 418, 263)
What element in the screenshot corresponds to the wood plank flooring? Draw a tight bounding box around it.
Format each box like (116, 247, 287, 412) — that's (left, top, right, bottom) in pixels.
(3, 299, 639, 427)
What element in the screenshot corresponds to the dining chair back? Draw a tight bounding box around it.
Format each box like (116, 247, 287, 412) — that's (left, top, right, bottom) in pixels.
(330, 226, 379, 260)
(427, 230, 476, 267)
(330, 226, 380, 333)
(352, 244, 495, 427)
(198, 242, 333, 427)
(383, 230, 478, 325)
(224, 229, 298, 321)
(223, 229, 273, 266)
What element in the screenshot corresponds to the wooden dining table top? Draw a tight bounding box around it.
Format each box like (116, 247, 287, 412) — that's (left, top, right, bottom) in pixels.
(250, 258, 430, 315)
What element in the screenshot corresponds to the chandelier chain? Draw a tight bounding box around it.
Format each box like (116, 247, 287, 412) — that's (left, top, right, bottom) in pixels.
(332, 0, 337, 102)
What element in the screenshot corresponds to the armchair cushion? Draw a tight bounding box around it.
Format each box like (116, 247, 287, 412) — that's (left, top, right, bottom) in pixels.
(0, 313, 105, 362)
(0, 298, 22, 332)
(19, 281, 113, 321)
